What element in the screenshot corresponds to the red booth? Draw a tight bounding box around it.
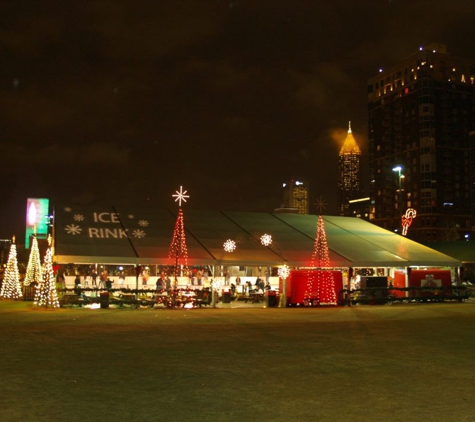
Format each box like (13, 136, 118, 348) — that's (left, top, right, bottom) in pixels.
(393, 269, 452, 299)
(282, 270, 343, 306)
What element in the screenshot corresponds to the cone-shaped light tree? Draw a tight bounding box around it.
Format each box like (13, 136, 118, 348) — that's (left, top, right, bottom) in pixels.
(24, 235, 42, 287)
(168, 186, 190, 281)
(307, 215, 337, 305)
(0, 236, 23, 299)
(34, 235, 60, 309)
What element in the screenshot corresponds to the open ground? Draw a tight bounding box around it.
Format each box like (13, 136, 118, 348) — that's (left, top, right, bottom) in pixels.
(1, 300, 475, 422)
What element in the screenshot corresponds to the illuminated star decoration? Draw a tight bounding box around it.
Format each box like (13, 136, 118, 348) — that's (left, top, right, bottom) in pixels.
(315, 196, 328, 215)
(172, 186, 190, 207)
(223, 239, 237, 253)
(260, 234, 273, 246)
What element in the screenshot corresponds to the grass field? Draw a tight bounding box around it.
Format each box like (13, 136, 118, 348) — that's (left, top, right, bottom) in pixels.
(1, 300, 475, 422)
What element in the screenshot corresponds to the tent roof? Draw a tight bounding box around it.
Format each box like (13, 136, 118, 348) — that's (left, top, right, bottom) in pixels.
(53, 205, 461, 268)
(422, 241, 475, 264)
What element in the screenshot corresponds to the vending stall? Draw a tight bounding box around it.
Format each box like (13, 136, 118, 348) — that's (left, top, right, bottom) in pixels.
(283, 270, 344, 306)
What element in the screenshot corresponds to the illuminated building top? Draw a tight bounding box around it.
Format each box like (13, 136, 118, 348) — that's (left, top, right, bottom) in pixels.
(338, 122, 362, 216)
(339, 121, 361, 155)
(282, 180, 309, 215)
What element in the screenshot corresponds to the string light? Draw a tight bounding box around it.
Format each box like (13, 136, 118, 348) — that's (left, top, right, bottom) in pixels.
(33, 235, 60, 309)
(260, 234, 272, 246)
(24, 236, 42, 287)
(402, 208, 417, 236)
(307, 215, 337, 305)
(0, 236, 23, 299)
(168, 208, 189, 276)
(277, 264, 290, 279)
(223, 239, 236, 253)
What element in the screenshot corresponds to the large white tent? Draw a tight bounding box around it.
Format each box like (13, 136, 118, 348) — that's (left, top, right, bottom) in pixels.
(53, 205, 461, 268)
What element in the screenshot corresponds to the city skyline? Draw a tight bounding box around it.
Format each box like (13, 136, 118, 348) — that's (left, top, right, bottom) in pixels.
(368, 43, 475, 242)
(1, 1, 475, 240)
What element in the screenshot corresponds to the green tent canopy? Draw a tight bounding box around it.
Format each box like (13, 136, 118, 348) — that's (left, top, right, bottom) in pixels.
(53, 205, 461, 268)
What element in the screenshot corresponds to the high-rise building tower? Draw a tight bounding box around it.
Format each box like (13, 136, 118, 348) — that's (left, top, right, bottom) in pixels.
(368, 43, 475, 242)
(282, 180, 309, 214)
(470, 130, 475, 233)
(338, 121, 362, 216)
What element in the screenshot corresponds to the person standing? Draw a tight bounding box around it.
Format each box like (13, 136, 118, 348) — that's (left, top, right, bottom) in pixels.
(105, 278, 114, 290)
(235, 276, 242, 293)
(156, 272, 167, 291)
(91, 269, 98, 287)
(74, 275, 81, 295)
(118, 272, 125, 288)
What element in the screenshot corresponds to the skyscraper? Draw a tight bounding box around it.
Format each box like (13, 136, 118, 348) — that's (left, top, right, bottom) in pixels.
(282, 180, 309, 214)
(368, 43, 475, 242)
(338, 121, 362, 216)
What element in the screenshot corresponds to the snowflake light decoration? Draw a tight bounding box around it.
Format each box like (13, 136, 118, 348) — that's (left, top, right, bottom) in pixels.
(138, 220, 149, 227)
(223, 239, 237, 253)
(65, 224, 82, 235)
(132, 229, 146, 238)
(73, 214, 85, 222)
(278, 264, 290, 279)
(172, 186, 190, 207)
(260, 233, 272, 246)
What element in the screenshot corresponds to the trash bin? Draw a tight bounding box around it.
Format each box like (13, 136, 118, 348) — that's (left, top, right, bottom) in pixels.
(100, 291, 110, 309)
(266, 290, 277, 307)
(22, 285, 35, 301)
(222, 290, 231, 303)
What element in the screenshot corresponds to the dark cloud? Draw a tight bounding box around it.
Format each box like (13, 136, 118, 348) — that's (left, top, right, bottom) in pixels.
(1, 0, 475, 238)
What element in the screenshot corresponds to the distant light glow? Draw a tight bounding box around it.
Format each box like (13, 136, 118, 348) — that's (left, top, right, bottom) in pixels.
(28, 202, 37, 226)
(348, 197, 370, 204)
(25, 198, 49, 248)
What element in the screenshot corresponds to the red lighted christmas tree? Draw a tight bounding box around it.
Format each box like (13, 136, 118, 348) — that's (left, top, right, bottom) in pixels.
(307, 215, 337, 305)
(168, 186, 190, 280)
(0, 237, 23, 299)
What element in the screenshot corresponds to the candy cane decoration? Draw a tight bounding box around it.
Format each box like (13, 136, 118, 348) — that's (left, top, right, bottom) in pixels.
(401, 208, 417, 236)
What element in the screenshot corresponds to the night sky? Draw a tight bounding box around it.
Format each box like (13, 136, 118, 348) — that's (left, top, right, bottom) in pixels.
(1, 1, 475, 240)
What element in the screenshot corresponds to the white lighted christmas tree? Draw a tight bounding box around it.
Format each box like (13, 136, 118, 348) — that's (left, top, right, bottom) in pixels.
(34, 236, 60, 309)
(24, 235, 42, 287)
(168, 187, 190, 280)
(307, 215, 337, 305)
(0, 237, 23, 299)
